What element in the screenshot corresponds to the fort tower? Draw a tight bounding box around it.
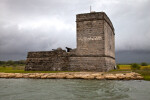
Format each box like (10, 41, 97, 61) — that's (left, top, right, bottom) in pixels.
(25, 12, 115, 72)
(68, 12, 115, 71)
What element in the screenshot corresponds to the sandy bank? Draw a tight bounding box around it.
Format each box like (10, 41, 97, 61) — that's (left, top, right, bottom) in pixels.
(0, 72, 143, 80)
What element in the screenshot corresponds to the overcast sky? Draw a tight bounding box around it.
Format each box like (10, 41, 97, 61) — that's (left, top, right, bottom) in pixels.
(0, 0, 150, 63)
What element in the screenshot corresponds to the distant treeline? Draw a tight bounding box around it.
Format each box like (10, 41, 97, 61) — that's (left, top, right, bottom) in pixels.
(117, 62, 149, 66)
(0, 60, 26, 66)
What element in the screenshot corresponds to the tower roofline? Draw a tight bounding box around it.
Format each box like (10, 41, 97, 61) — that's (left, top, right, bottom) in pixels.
(76, 12, 115, 33)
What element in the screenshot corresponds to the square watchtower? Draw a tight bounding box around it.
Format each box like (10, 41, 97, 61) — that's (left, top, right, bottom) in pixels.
(68, 12, 115, 71)
(76, 12, 115, 58)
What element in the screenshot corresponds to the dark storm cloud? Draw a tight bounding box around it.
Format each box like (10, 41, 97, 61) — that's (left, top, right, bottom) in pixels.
(0, 0, 150, 63)
(116, 50, 150, 64)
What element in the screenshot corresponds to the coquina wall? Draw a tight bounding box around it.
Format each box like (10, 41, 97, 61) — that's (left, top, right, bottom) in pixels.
(26, 52, 115, 71)
(25, 12, 115, 72)
(25, 49, 69, 71)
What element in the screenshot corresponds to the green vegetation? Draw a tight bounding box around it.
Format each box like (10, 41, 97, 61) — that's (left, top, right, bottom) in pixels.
(0, 66, 75, 73)
(0, 66, 24, 73)
(135, 69, 150, 81)
(0, 60, 150, 80)
(0, 60, 26, 73)
(0, 60, 76, 73)
(141, 62, 148, 66)
(117, 65, 131, 70)
(0, 60, 25, 67)
(131, 63, 141, 70)
(116, 65, 120, 69)
(113, 64, 150, 80)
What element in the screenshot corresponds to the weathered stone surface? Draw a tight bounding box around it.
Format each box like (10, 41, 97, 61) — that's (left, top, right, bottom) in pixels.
(104, 74, 117, 80)
(65, 74, 74, 79)
(41, 75, 48, 79)
(25, 12, 116, 72)
(15, 74, 23, 78)
(0, 72, 144, 80)
(96, 76, 105, 80)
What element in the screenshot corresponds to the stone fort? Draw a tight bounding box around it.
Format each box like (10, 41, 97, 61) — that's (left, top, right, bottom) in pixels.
(25, 12, 115, 72)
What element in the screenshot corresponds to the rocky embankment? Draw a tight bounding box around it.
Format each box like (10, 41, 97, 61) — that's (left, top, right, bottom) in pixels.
(0, 72, 143, 80)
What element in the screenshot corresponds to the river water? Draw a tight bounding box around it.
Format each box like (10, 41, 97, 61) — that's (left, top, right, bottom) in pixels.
(0, 79, 150, 100)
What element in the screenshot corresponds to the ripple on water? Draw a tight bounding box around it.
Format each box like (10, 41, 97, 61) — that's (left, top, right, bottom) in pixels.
(0, 79, 150, 100)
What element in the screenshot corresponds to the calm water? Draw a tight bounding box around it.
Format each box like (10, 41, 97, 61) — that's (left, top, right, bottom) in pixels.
(0, 79, 150, 100)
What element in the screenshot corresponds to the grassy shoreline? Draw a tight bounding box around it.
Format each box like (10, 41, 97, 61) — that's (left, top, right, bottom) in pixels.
(111, 65, 150, 81)
(0, 65, 150, 80)
(0, 66, 76, 73)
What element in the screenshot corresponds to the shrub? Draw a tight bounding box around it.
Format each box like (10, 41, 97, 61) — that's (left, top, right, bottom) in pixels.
(141, 62, 148, 66)
(131, 63, 141, 70)
(2, 65, 6, 68)
(0, 61, 5, 66)
(117, 65, 120, 69)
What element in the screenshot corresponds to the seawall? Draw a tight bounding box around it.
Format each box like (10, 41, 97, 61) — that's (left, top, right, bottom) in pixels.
(0, 72, 143, 80)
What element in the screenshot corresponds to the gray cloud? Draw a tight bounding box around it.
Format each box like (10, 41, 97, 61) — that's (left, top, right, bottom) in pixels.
(0, 0, 150, 63)
(116, 50, 150, 64)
